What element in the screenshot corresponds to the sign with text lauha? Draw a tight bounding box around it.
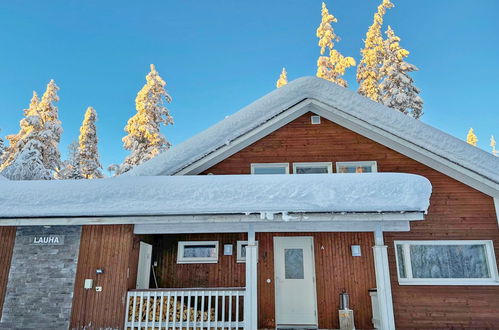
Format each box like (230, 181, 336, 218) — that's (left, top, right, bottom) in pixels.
(29, 235, 65, 245)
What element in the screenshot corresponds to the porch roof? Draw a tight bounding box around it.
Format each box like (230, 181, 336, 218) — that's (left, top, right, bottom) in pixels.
(0, 173, 431, 219)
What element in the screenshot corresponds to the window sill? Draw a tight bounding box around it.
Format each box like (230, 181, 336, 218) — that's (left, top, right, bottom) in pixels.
(398, 280, 499, 286)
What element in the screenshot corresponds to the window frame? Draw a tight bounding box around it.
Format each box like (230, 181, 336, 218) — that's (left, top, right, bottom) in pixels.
(292, 162, 333, 174)
(394, 240, 499, 286)
(250, 163, 289, 175)
(335, 161, 378, 173)
(236, 240, 259, 263)
(177, 241, 219, 264)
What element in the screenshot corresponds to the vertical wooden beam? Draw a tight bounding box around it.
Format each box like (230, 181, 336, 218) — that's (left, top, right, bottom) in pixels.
(245, 224, 258, 330)
(494, 198, 499, 228)
(373, 226, 395, 330)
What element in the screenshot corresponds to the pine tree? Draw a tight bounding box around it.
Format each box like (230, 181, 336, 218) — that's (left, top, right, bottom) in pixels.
(379, 26, 424, 119)
(357, 0, 394, 101)
(37, 79, 63, 173)
(1, 92, 40, 170)
(117, 64, 173, 174)
(78, 107, 103, 179)
(0, 130, 5, 166)
(467, 128, 478, 146)
(55, 141, 83, 180)
(316, 2, 355, 87)
(0, 81, 62, 180)
(276, 68, 288, 88)
(491, 135, 497, 156)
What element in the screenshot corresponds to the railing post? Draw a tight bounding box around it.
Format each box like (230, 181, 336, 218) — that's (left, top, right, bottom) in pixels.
(245, 224, 258, 330)
(372, 226, 395, 330)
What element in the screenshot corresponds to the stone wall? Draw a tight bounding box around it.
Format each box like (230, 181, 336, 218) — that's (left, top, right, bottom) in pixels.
(0, 226, 81, 329)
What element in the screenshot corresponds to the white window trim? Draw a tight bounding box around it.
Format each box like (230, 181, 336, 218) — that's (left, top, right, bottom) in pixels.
(336, 161, 378, 173)
(236, 240, 259, 263)
(177, 241, 219, 264)
(292, 162, 333, 174)
(250, 163, 289, 174)
(394, 240, 499, 286)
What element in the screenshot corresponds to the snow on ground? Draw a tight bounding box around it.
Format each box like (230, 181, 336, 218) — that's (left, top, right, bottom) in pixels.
(0, 173, 431, 218)
(126, 76, 499, 184)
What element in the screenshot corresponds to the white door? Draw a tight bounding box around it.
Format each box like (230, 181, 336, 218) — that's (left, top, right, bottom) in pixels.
(274, 237, 318, 328)
(136, 241, 152, 289)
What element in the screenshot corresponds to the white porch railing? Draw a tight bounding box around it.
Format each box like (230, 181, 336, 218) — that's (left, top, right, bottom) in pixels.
(125, 288, 245, 329)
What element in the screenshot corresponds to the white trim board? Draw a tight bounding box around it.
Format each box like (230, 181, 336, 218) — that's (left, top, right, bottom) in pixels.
(134, 220, 411, 234)
(173, 98, 498, 198)
(0, 211, 424, 226)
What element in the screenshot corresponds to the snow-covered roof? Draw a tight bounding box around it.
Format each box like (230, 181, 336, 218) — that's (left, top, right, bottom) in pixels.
(127, 76, 499, 188)
(0, 173, 431, 218)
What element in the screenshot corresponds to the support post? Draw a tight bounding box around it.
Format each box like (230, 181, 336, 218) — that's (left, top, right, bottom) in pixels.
(372, 226, 395, 330)
(244, 224, 258, 330)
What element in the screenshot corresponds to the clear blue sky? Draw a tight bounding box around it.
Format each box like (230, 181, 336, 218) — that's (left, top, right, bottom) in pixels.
(0, 0, 498, 172)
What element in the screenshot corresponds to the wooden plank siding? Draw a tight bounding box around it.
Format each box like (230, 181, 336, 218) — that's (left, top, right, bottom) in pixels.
(0, 226, 16, 319)
(150, 232, 376, 330)
(69, 225, 136, 330)
(200, 112, 499, 329)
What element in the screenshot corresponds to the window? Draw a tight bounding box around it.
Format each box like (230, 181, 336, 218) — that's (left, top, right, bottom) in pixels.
(293, 162, 332, 174)
(394, 240, 499, 285)
(251, 163, 289, 175)
(336, 161, 377, 173)
(236, 240, 258, 263)
(177, 241, 219, 264)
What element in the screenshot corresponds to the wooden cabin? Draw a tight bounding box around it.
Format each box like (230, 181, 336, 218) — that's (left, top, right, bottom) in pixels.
(0, 77, 498, 330)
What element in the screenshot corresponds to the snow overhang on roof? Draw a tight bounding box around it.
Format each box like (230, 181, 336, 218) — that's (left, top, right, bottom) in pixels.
(125, 76, 499, 196)
(0, 173, 431, 219)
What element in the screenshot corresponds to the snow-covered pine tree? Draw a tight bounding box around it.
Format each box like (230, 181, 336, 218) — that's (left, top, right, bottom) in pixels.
(0, 130, 5, 166)
(78, 107, 103, 179)
(490, 135, 497, 156)
(357, 0, 394, 101)
(117, 64, 173, 174)
(55, 141, 83, 180)
(0, 91, 50, 180)
(466, 128, 478, 146)
(316, 2, 355, 87)
(1, 81, 62, 180)
(0, 91, 40, 170)
(36, 79, 63, 173)
(276, 68, 288, 88)
(379, 26, 424, 119)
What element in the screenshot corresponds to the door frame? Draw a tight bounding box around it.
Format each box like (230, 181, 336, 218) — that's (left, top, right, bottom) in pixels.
(136, 241, 153, 289)
(273, 236, 318, 328)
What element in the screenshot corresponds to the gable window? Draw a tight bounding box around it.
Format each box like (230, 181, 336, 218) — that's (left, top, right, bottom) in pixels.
(293, 162, 332, 174)
(251, 163, 289, 175)
(394, 240, 499, 285)
(236, 240, 259, 263)
(177, 241, 219, 264)
(336, 161, 377, 173)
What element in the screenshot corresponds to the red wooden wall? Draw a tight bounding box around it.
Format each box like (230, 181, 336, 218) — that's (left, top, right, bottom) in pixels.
(0, 227, 16, 319)
(200, 112, 499, 329)
(70, 225, 137, 330)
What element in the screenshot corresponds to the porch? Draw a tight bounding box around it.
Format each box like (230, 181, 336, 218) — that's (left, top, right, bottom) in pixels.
(124, 229, 398, 330)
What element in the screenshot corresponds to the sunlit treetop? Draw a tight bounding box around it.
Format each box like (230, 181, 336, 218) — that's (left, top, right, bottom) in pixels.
(276, 68, 288, 88)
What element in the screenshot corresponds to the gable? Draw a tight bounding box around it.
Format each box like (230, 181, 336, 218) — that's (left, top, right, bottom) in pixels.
(126, 77, 499, 197)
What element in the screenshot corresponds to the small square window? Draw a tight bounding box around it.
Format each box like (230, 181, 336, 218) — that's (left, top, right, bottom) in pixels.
(177, 241, 219, 264)
(251, 163, 289, 175)
(293, 162, 332, 174)
(236, 240, 258, 263)
(336, 161, 377, 173)
(311, 116, 321, 124)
